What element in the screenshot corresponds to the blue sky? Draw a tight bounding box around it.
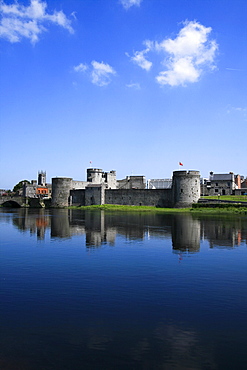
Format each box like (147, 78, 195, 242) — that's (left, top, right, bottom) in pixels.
(0, 0, 246, 189)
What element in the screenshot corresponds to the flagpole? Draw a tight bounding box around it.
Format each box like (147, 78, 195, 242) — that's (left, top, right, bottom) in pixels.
(179, 162, 183, 170)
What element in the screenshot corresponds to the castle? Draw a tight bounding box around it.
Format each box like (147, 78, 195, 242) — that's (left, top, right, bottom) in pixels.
(51, 168, 201, 208)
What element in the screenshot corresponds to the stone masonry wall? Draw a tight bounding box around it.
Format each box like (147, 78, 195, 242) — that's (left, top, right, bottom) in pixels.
(70, 189, 85, 206)
(105, 189, 173, 207)
(72, 181, 88, 190)
(85, 186, 105, 206)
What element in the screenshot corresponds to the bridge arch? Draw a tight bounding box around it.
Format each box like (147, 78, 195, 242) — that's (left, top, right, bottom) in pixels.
(1, 200, 22, 208)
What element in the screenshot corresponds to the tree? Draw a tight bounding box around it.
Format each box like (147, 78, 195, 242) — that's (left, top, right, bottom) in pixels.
(13, 180, 30, 193)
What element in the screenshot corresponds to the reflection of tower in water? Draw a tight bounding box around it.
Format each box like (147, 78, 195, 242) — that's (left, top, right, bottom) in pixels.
(172, 215, 201, 253)
(49, 209, 117, 245)
(85, 211, 117, 247)
(51, 210, 71, 239)
(85, 211, 105, 247)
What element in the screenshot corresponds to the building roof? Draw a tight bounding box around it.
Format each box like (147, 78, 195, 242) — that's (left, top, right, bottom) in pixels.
(211, 174, 233, 181)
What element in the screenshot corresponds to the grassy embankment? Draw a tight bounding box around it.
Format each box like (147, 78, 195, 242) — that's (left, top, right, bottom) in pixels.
(201, 195, 247, 202)
(192, 204, 247, 214)
(69, 203, 247, 214)
(69, 204, 190, 212)
(194, 195, 247, 214)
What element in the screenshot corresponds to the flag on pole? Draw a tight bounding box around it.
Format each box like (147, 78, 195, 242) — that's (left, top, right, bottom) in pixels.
(179, 162, 183, 166)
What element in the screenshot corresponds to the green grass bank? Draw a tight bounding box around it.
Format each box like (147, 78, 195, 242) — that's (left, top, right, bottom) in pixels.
(68, 204, 247, 214)
(201, 195, 247, 202)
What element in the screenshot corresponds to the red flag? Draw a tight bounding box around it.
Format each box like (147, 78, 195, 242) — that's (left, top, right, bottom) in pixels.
(179, 162, 183, 166)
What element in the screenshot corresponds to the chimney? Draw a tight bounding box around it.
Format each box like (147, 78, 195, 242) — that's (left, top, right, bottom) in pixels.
(235, 174, 241, 189)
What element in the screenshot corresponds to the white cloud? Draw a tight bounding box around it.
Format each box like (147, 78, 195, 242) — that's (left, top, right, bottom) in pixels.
(156, 21, 218, 86)
(129, 21, 218, 87)
(73, 60, 116, 87)
(129, 46, 152, 71)
(71, 11, 77, 21)
(126, 82, 141, 89)
(233, 107, 246, 112)
(0, 0, 73, 43)
(227, 106, 247, 120)
(91, 61, 116, 86)
(226, 67, 244, 71)
(74, 63, 88, 73)
(120, 0, 142, 10)
(156, 56, 200, 86)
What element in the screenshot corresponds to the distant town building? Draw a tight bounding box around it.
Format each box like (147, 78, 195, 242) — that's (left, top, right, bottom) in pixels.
(0, 189, 10, 196)
(201, 172, 240, 196)
(23, 171, 51, 198)
(241, 177, 247, 188)
(235, 175, 247, 196)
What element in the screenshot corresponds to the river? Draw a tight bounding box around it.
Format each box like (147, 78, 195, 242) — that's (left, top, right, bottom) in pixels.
(0, 208, 247, 369)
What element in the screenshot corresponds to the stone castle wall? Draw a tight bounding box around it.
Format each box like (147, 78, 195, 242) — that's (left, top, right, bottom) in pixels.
(85, 185, 105, 206)
(51, 170, 201, 208)
(70, 189, 85, 206)
(105, 189, 173, 207)
(72, 180, 88, 189)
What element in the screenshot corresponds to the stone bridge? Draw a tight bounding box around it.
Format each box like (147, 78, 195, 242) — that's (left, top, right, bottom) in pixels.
(0, 196, 27, 207)
(0, 196, 47, 208)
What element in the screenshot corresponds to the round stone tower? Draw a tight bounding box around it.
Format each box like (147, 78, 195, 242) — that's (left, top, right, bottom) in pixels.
(87, 168, 103, 183)
(51, 177, 73, 207)
(172, 170, 200, 208)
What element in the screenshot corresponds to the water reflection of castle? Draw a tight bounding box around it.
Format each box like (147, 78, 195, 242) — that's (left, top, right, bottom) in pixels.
(10, 209, 246, 251)
(201, 217, 244, 248)
(171, 216, 201, 253)
(12, 208, 50, 240)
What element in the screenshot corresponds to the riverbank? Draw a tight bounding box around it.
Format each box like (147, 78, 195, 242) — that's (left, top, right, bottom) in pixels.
(202, 195, 247, 202)
(68, 204, 247, 214)
(68, 204, 190, 212)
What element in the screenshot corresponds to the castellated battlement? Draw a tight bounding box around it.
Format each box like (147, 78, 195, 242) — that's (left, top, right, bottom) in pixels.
(51, 169, 201, 208)
(173, 170, 200, 176)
